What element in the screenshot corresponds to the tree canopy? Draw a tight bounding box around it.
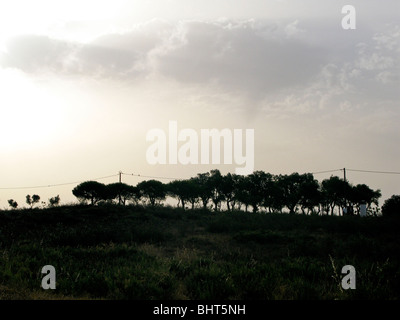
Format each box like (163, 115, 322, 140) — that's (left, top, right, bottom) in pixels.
(72, 181, 108, 205)
(137, 179, 166, 207)
(382, 195, 400, 218)
(69, 170, 383, 216)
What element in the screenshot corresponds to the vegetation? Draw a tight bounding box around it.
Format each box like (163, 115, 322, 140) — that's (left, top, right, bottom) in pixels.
(26, 194, 41, 209)
(68, 170, 382, 216)
(382, 195, 400, 218)
(72, 181, 107, 205)
(7, 199, 18, 209)
(0, 204, 399, 300)
(137, 180, 166, 207)
(0, 169, 397, 300)
(48, 195, 61, 208)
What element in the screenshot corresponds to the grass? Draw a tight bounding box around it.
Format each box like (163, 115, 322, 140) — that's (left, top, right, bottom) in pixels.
(0, 204, 399, 300)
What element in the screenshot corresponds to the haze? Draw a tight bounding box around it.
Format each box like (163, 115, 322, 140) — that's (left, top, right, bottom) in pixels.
(0, 0, 399, 207)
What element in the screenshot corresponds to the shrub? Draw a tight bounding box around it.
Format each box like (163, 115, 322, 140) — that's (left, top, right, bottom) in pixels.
(382, 195, 400, 218)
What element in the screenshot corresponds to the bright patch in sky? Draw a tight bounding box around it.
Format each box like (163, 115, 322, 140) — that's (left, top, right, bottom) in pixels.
(0, 70, 66, 149)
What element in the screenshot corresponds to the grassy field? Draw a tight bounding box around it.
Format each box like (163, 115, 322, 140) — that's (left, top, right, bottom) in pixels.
(0, 204, 399, 300)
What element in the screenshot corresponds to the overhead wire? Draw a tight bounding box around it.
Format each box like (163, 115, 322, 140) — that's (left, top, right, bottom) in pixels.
(0, 174, 119, 190)
(346, 169, 400, 175)
(310, 169, 343, 175)
(121, 172, 177, 181)
(1, 168, 399, 190)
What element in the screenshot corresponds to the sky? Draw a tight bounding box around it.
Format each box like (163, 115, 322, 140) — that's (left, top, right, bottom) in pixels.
(0, 0, 399, 208)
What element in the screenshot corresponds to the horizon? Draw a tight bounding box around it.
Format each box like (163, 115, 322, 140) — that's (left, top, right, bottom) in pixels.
(0, 168, 393, 211)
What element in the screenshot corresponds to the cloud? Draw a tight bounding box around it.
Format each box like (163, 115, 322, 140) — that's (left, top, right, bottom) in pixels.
(261, 22, 400, 118)
(0, 19, 172, 79)
(0, 20, 326, 92)
(74, 19, 174, 77)
(1, 19, 398, 108)
(0, 35, 76, 73)
(152, 19, 327, 98)
(284, 20, 304, 37)
(354, 25, 400, 88)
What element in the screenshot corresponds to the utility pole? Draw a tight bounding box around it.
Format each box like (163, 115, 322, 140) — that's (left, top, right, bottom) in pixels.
(118, 171, 122, 205)
(343, 168, 346, 182)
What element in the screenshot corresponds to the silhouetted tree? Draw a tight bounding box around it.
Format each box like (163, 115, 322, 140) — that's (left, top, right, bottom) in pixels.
(275, 173, 305, 214)
(167, 179, 202, 210)
(321, 176, 351, 215)
(167, 180, 191, 209)
(107, 183, 139, 206)
(208, 169, 224, 211)
(137, 180, 166, 207)
(65, 169, 382, 216)
(220, 173, 241, 212)
(72, 181, 107, 205)
(263, 175, 284, 213)
(26, 194, 40, 209)
(246, 171, 273, 213)
(349, 184, 381, 215)
(48, 195, 60, 207)
(186, 178, 201, 210)
(381, 195, 400, 218)
(193, 172, 212, 210)
(235, 175, 252, 212)
(128, 186, 142, 205)
(298, 174, 322, 215)
(8, 199, 18, 209)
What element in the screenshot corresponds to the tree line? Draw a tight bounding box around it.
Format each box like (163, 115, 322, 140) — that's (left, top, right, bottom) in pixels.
(70, 169, 385, 216)
(7, 195, 60, 210)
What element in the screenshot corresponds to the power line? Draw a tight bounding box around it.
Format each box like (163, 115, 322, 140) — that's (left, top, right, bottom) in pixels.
(121, 172, 177, 181)
(1, 168, 399, 191)
(346, 169, 400, 175)
(0, 174, 119, 190)
(311, 169, 343, 175)
(309, 168, 400, 176)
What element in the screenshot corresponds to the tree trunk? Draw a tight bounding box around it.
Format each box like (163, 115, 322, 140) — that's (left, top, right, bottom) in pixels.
(330, 204, 335, 215)
(202, 198, 208, 210)
(226, 200, 231, 212)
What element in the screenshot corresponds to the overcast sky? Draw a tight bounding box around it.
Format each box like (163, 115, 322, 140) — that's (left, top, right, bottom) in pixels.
(0, 0, 399, 207)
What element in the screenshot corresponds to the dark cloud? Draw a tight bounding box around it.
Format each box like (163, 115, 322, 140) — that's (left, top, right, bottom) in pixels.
(154, 20, 328, 97)
(75, 20, 173, 77)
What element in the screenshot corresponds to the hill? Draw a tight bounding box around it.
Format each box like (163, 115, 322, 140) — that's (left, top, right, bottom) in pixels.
(0, 205, 399, 299)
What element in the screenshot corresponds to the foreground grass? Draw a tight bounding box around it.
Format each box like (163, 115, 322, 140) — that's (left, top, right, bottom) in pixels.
(0, 205, 399, 300)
